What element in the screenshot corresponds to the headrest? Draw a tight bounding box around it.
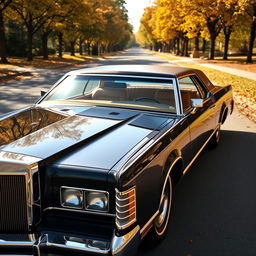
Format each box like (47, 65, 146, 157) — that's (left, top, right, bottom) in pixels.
(104, 82, 127, 88)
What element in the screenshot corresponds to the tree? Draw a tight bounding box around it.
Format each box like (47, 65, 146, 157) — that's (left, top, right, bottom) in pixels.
(11, 0, 61, 61)
(0, 0, 12, 63)
(181, 0, 223, 59)
(138, 6, 158, 50)
(244, 0, 256, 63)
(179, 0, 206, 57)
(218, 0, 243, 60)
(153, 0, 180, 52)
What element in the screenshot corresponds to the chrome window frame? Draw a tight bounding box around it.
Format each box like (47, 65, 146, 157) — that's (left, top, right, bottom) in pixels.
(37, 74, 179, 115)
(177, 73, 212, 116)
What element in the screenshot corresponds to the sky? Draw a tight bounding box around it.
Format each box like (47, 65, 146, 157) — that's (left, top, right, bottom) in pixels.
(125, 0, 152, 33)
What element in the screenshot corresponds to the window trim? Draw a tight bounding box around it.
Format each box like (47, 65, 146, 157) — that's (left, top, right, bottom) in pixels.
(37, 74, 179, 115)
(177, 74, 208, 115)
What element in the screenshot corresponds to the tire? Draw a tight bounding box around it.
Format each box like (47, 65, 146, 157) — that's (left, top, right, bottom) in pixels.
(148, 175, 173, 243)
(208, 124, 221, 149)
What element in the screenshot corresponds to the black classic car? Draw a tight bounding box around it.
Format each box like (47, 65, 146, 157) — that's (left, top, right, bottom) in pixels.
(0, 65, 233, 255)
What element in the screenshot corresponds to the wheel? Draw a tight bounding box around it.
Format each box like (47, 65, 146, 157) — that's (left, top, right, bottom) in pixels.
(134, 97, 160, 104)
(148, 175, 172, 243)
(208, 124, 221, 149)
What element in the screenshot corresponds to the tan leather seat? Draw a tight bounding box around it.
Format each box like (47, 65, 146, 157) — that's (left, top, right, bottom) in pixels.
(154, 89, 176, 106)
(92, 82, 128, 101)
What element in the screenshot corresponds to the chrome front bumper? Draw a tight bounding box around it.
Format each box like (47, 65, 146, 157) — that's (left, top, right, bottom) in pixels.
(0, 225, 140, 256)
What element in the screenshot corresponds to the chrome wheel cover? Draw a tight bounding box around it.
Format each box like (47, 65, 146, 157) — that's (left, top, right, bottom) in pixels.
(154, 176, 172, 236)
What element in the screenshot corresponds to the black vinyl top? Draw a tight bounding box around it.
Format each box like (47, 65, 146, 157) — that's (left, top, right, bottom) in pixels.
(67, 65, 214, 89)
(68, 65, 187, 78)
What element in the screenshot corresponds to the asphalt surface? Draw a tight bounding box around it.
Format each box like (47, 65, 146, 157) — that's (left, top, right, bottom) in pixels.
(1, 48, 256, 256)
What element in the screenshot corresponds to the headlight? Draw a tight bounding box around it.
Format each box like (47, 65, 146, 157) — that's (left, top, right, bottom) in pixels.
(61, 187, 83, 209)
(85, 191, 109, 212)
(60, 187, 109, 213)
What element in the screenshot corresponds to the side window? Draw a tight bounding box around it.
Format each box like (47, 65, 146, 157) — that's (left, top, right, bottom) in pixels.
(178, 76, 204, 113)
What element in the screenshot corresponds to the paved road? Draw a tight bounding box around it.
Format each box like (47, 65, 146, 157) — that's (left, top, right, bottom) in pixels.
(1, 48, 256, 256)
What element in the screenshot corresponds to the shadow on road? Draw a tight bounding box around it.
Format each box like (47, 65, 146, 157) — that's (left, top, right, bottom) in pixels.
(139, 130, 256, 256)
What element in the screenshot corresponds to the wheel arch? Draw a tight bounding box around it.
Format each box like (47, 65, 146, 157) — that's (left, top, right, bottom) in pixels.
(163, 150, 183, 188)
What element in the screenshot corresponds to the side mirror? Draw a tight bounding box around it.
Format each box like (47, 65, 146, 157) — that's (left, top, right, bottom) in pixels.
(191, 98, 203, 108)
(191, 98, 203, 114)
(41, 89, 48, 97)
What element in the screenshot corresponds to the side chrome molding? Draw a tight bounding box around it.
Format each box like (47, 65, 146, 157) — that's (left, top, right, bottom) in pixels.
(183, 124, 220, 175)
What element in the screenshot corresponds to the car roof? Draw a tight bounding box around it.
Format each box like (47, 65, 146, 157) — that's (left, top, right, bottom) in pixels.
(68, 65, 214, 88)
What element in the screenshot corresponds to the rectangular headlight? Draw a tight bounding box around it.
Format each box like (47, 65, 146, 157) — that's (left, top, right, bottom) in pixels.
(85, 191, 109, 212)
(60, 187, 109, 213)
(61, 187, 83, 209)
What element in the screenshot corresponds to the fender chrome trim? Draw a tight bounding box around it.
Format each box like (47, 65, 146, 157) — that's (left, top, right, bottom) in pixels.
(111, 225, 140, 256)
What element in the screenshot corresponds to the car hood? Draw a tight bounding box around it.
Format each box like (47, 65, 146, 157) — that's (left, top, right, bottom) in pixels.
(0, 105, 176, 171)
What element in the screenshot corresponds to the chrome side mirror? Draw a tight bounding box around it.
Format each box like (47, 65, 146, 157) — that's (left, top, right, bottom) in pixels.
(191, 98, 203, 114)
(191, 98, 203, 108)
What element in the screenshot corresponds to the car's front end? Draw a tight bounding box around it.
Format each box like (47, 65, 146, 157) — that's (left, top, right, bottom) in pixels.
(0, 149, 142, 256)
(0, 105, 171, 256)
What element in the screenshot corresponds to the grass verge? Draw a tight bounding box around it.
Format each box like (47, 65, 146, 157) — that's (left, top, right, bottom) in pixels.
(0, 54, 94, 69)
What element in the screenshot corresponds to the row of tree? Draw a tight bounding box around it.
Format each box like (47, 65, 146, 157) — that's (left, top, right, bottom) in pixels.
(136, 0, 256, 62)
(0, 0, 133, 63)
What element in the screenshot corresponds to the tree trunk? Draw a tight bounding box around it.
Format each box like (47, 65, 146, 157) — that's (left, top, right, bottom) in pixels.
(97, 43, 101, 56)
(70, 41, 75, 56)
(58, 32, 63, 58)
(27, 32, 33, 61)
(79, 38, 83, 55)
(181, 37, 185, 56)
(27, 19, 33, 61)
(92, 44, 98, 56)
(0, 12, 8, 63)
(176, 37, 180, 55)
(168, 40, 172, 52)
(223, 26, 232, 60)
(206, 18, 222, 60)
(185, 38, 189, 57)
(87, 42, 91, 55)
(247, 5, 256, 63)
(42, 31, 50, 60)
(202, 38, 206, 53)
(192, 33, 200, 58)
(209, 36, 216, 60)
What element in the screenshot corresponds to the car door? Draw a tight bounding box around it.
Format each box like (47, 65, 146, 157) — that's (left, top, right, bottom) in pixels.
(178, 75, 216, 159)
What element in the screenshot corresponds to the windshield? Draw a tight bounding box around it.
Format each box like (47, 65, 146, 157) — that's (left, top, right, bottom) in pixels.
(41, 75, 177, 113)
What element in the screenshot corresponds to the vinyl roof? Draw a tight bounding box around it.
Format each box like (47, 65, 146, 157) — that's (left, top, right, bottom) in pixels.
(69, 65, 214, 88)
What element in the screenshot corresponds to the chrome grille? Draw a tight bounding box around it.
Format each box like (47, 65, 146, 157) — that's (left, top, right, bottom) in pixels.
(0, 175, 28, 232)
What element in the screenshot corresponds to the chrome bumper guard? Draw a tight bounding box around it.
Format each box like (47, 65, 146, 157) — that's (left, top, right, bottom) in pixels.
(0, 225, 140, 256)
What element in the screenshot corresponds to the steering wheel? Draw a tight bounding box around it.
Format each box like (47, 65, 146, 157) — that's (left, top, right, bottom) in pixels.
(134, 97, 160, 104)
